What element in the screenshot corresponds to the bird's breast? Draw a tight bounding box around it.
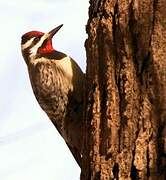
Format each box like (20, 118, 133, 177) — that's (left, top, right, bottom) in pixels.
(29, 59, 72, 94)
(28, 59, 74, 133)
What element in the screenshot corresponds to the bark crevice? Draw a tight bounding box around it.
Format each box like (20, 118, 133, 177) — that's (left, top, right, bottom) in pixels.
(81, 0, 166, 179)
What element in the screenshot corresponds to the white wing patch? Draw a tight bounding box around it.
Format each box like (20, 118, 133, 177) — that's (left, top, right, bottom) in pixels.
(55, 56, 74, 79)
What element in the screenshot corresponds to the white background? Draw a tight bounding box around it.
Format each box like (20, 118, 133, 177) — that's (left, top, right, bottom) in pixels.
(0, 0, 88, 179)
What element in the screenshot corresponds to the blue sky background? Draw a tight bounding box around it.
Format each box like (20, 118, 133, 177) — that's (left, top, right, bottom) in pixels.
(0, 0, 88, 179)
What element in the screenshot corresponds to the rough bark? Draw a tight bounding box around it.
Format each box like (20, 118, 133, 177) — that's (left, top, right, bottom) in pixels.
(81, 0, 166, 179)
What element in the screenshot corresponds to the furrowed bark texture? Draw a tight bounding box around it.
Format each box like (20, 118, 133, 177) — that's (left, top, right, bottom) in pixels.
(81, 0, 166, 179)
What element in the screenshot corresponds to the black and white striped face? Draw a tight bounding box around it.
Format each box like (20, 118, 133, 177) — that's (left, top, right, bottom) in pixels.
(21, 31, 47, 58)
(21, 24, 63, 62)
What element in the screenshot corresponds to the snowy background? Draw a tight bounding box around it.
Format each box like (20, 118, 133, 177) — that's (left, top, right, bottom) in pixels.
(0, 0, 88, 179)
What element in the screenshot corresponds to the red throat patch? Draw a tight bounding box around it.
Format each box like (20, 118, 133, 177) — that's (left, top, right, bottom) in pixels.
(38, 39, 54, 54)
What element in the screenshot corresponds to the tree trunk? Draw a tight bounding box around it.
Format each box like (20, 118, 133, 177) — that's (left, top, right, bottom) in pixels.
(81, 0, 166, 179)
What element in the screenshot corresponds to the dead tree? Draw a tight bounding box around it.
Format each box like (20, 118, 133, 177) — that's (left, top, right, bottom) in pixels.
(81, 0, 166, 179)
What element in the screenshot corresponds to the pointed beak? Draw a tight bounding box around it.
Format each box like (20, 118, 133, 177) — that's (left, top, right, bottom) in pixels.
(31, 24, 63, 55)
(47, 24, 63, 39)
(41, 24, 63, 42)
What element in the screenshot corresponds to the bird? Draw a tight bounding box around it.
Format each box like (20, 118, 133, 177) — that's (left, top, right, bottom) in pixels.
(21, 24, 84, 167)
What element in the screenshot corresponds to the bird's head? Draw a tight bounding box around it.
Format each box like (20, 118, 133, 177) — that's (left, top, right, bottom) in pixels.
(21, 24, 63, 63)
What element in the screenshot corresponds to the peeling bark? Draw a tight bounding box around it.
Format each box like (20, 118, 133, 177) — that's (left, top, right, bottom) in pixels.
(81, 0, 166, 179)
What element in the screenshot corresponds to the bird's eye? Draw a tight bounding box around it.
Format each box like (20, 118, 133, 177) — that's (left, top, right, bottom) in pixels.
(34, 37, 40, 43)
